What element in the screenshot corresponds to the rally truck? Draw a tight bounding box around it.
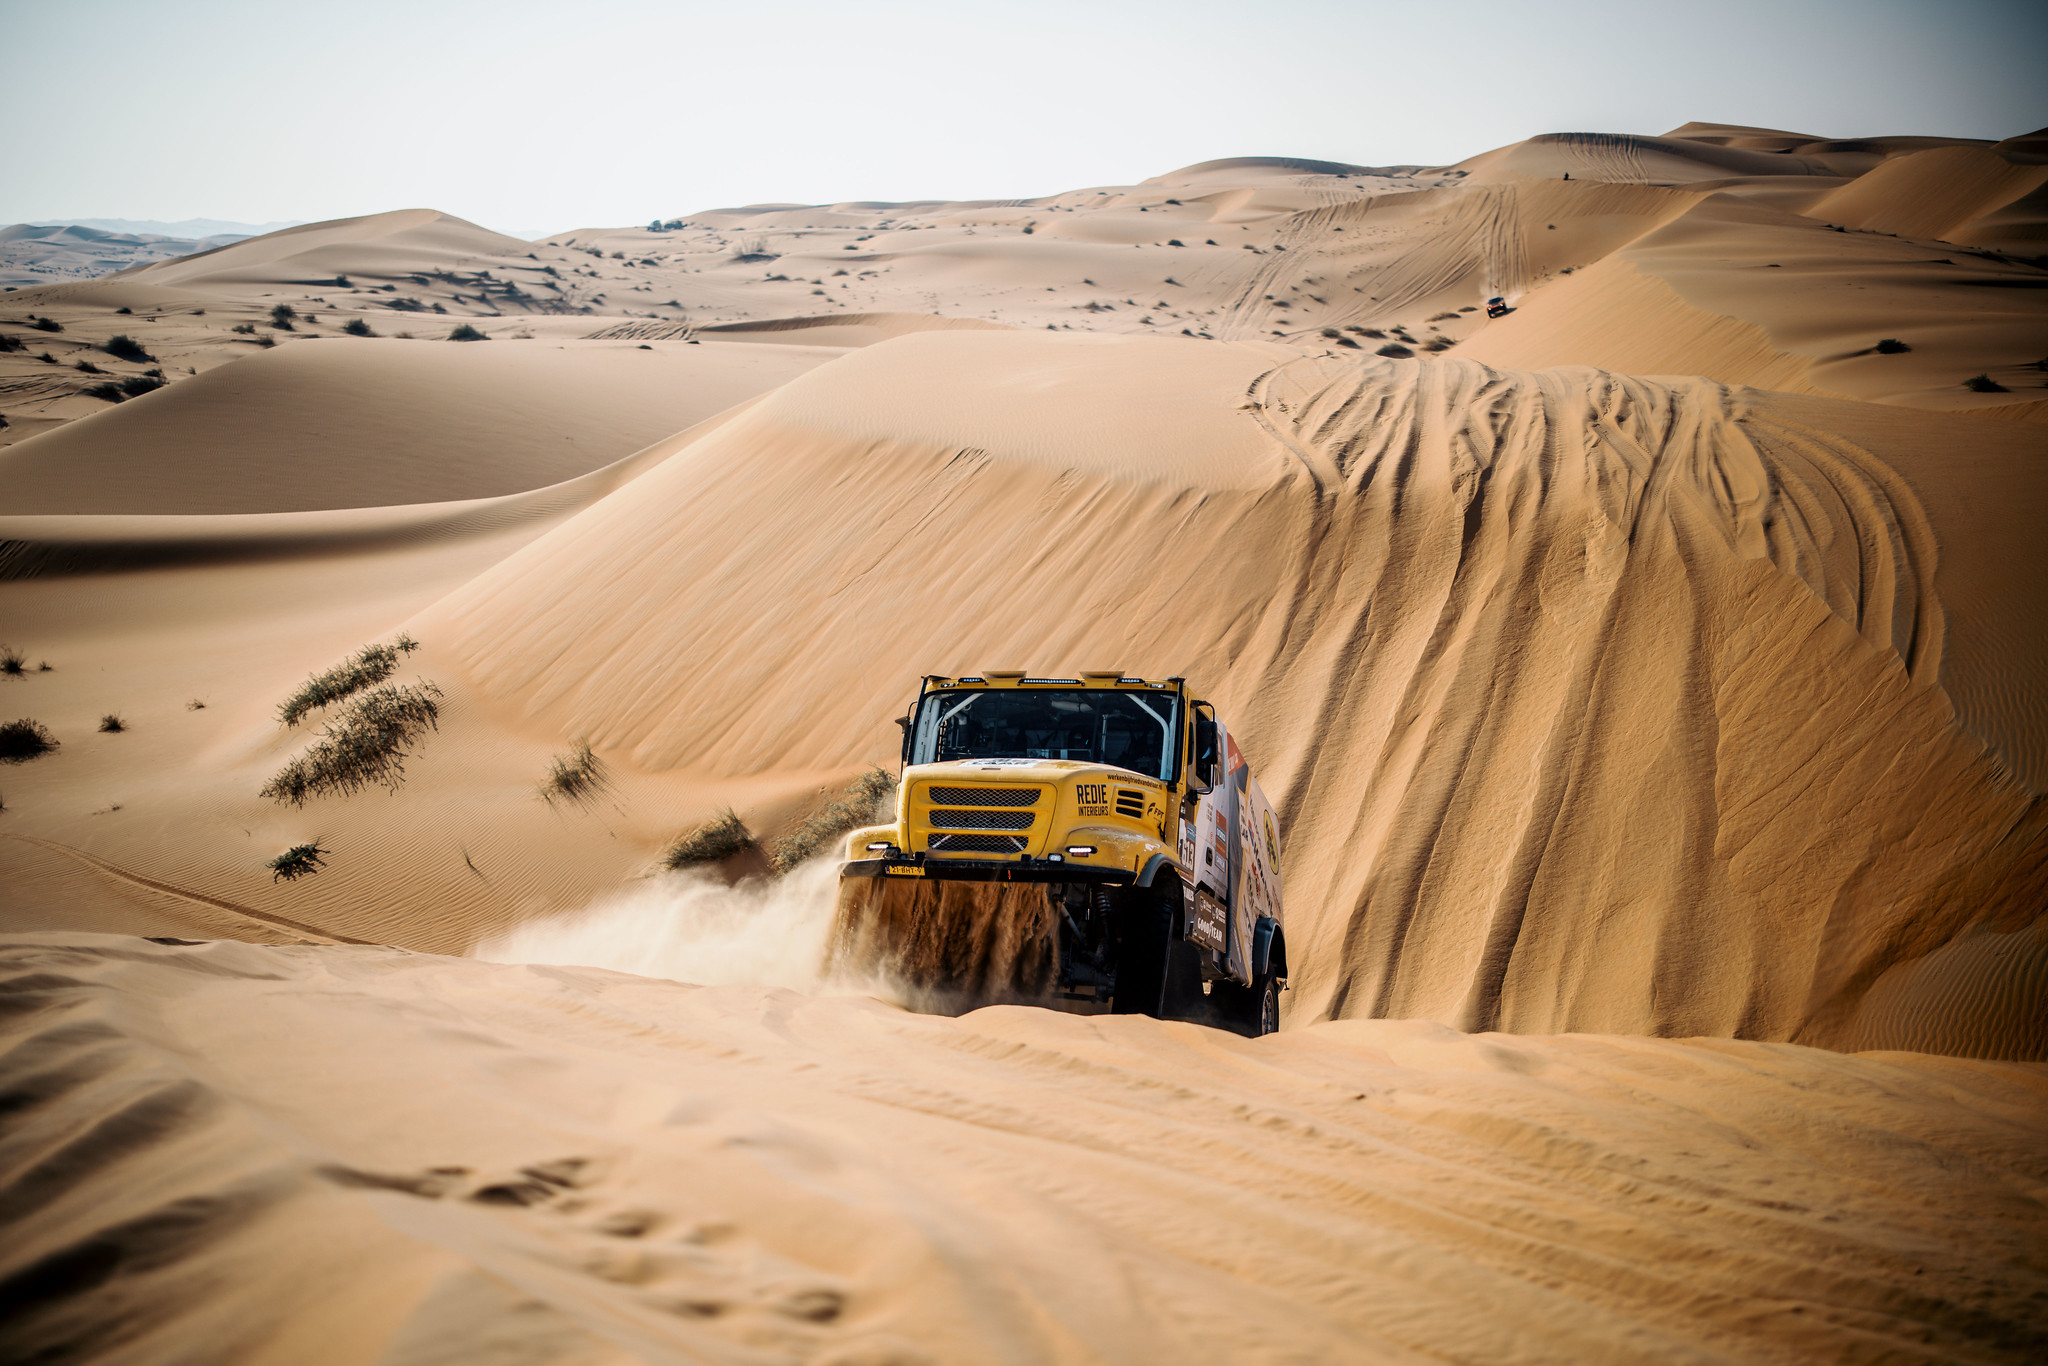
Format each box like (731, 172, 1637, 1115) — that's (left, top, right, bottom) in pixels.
(832, 671, 1287, 1035)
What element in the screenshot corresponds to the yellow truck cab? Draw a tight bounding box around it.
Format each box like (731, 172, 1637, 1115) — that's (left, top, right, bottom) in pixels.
(838, 671, 1287, 1034)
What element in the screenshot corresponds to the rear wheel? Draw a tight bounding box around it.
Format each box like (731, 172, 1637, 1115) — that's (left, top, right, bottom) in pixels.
(1251, 974, 1279, 1036)
(1214, 973, 1279, 1037)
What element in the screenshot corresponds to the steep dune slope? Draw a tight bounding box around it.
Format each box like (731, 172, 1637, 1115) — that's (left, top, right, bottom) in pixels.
(416, 331, 2047, 1057)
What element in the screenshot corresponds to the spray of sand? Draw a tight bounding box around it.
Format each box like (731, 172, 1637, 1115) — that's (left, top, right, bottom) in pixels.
(477, 864, 1063, 1015)
(475, 858, 846, 991)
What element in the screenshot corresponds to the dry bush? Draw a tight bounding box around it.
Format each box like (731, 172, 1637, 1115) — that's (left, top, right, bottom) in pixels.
(770, 768, 896, 873)
(663, 808, 759, 871)
(1964, 374, 2008, 393)
(0, 645, 25, 678)
(279, 634, 419, 726)
(1375, 342, 1415, 358)
(0, 719, 59, 762)
(98, 714, 125, 733)
(539, 742, 606, 807)
(269, 841, 328, 882)
(103, 334, 153, 362)
(343, 318, 376, 337)
(261, 683, 443, 806)
(447, 323, 489, 342)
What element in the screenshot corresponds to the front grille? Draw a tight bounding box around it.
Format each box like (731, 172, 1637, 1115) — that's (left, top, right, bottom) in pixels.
(928, 833, 1029, 853)
(1115, 788, 1146, 818)
(928, 809, 1036, 830)
(927, 786, 1039, 807)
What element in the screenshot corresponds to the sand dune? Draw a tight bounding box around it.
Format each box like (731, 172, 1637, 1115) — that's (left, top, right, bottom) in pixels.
(409, 333, 2045, 1058)
(0, 337, 830, 513)
(4, 933, 2044, 1366)
(7, 121, 2042, 459)
(133, 208, 530, 292)
(2, 119, 2045, 1363)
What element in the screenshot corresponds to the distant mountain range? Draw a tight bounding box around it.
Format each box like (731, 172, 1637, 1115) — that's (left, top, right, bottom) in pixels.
(0, 221, 267, 290)
(22, 216, 306, 238)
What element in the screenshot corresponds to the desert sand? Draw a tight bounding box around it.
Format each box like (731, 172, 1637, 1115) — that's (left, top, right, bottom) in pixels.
(2, 121, 2046, 1363)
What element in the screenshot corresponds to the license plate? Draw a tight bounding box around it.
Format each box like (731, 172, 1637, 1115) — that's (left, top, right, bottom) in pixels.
(885, 865, 924, 877)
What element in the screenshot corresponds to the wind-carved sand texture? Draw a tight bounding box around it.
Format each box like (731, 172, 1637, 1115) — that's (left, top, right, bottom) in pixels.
(0, 121, 2044, 1364)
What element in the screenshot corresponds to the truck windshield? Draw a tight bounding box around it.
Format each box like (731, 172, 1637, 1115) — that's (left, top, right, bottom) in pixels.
(911, 689, 1179, 781)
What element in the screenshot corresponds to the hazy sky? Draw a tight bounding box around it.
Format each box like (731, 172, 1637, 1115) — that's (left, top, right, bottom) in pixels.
(5, 0, 2042, 238)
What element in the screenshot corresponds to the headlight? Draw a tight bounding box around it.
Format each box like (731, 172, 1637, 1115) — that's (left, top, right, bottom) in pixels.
(1065, 845, 1096, 856)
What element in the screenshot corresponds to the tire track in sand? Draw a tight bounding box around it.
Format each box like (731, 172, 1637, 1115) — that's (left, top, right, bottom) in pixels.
(0, 832, 371, 945)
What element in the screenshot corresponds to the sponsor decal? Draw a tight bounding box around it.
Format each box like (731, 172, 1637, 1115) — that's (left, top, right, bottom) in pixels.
(1076, 781, 1111, 816)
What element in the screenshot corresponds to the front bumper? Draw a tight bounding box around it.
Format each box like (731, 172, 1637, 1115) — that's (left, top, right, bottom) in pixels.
(839, 856, 1132, 884)
(840, 852, 1183, 887)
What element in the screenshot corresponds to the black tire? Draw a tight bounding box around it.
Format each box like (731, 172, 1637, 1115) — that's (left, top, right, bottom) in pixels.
(1110, 887, 1174, 1017)
(1214, 973, 1279, 1037)
(1250, 974, 1279, 1036)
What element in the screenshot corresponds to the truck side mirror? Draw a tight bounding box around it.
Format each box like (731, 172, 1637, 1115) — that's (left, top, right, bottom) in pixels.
(895, 714, 913, 766)
(1192, 716, 1219, 792)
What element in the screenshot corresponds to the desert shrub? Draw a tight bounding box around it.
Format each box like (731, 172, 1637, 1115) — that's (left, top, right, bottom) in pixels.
(1875, 338, 1911, 354)
(115, 306, 132, 314)
(269, 841, 328, 882)
(187, 699, 206, 710)
(0, 718, 58, 762)
(1964, 374, 2008, 393)
(255, 334, 276, 348)
(343, 318, 375, 337)
(231, 323, 256, 335)
(447, 323, 489, 342)
(1336, 336, 1361, 348)
(1428, 312, 1459, 322)
(103, 334, 153, 362)
(31, 317, 60, 332)
(98, 713, 125, 733)
(664, 808, 759, 870)
(1353, 327, 1386, 338)
(1375, 343, 1415, 358)
(75, 359, 102, 373)
(261, 682, 443, 806)
(0, 645, 25, 677)
(1320, 327, 1340, 338)
(270, 303, 297, 329)
(1167, 239, 1184, 247)
(538, 742, 606, 807)
(278, 634, 420, 726)
(1422, 338, 1456, 353)
(0, 334, 21, 353)
(770, 768, 895, 873)
(82, 374, 166, 403)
